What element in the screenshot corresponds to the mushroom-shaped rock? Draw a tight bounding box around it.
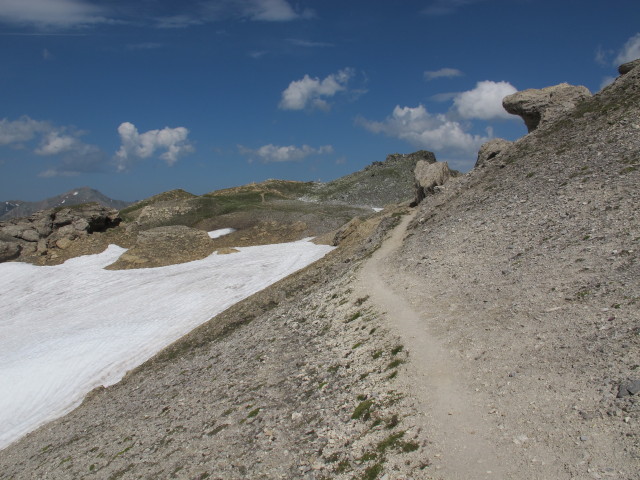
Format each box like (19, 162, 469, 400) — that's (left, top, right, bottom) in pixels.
(411, 160, 452, 206)
(503, 83, 592, 132)
(618, 58, 640, 75)
(475, 138, 513, 168)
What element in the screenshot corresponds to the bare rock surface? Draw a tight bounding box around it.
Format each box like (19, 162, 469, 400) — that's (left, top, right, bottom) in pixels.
(618, 58, 640, 75)
(475, 138, 513, 168)
(411, 161, 453, 206)
(503, 83, 592, 132)
(106, 225, 217, 270)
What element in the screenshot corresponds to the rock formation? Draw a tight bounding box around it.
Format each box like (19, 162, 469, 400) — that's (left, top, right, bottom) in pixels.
(411, 160, 452, 206)
(0, 204, 120, 263)
(503, 82, 592, 132)
(106, 225, 217, 269)
(618, 58, 640, 75)
(475, 138, 513, 168)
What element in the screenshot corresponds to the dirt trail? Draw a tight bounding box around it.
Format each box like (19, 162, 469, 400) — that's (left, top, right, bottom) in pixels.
(355, 213, 545, 480)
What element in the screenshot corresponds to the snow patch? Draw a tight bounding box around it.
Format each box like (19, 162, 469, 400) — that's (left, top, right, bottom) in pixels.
(372, 207, 383, 212)
(208, 228, 235, 239)
(0, 239, 333, 449)
(73, 191, 78, 196)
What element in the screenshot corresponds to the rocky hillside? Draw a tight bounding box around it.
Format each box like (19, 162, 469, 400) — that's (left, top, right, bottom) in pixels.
(0, 62, 638, 479)
(0, 187, 130, 221)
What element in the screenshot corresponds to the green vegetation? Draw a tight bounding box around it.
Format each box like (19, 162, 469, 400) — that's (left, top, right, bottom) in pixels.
(352, 400, 374, 420)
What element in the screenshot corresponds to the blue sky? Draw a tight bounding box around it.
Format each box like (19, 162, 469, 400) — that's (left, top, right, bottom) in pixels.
(0, 0, 638, 202)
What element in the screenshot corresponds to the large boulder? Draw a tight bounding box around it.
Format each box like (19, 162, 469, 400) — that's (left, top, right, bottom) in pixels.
(411, 160, 452, 206)
(106, 225, 217, 270)
(0, 240, 21, 262)
(503, 83, 592, 132)
(475, 138, 514, 168)
(618, 58, 640, 75)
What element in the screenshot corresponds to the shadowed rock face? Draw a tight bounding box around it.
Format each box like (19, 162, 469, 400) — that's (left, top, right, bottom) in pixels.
(503, 83, 592, 132)
(618, 58, 640, 75)
(475, 138, 513, 168)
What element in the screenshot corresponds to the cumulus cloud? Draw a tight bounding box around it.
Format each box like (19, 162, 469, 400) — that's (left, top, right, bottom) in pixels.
(424, 67, 463, 80)
(453, 80, 517, 120)
(279, 68, 354, 111)
(0, 0, 109, 28)
(614, 32, 640, 65)
(238, 143, 333, 163)
(114, 122, 194, 171)
(357, 105, 488, 156)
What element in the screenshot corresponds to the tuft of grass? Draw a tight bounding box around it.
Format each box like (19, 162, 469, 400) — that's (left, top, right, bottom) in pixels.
(346, 311, 362, 323)
(247, 408, 260, 418)
(352, 400, 374, 420)
(386, 358, 404, 370)
(391, 345, 404, 355)
(361, 462, 383, 480)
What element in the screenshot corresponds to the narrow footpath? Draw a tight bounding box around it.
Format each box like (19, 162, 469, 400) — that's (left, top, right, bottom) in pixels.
(354, 213, 539, 480)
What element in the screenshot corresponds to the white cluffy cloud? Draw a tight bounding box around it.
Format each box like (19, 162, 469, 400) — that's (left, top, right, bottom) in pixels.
(115, 122, 194, 171)
(279, 68, 354, 111)
(424, 67, 463, 81)
(238, 143, 333, 163)
(614, 32, 640, 65)
(453, 80, 517, 120)
(0, 0, 109, 28)
(358, 105, 488, 156)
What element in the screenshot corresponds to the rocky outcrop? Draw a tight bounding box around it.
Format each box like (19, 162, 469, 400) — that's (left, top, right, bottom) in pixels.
(503, 83, 592, 132)
(618, 58, 640, 75)
(106, 225, 217, 270)
(411, 160, 452, 206)
(0, 204, 121, 263)
(475, 138, 513, 168)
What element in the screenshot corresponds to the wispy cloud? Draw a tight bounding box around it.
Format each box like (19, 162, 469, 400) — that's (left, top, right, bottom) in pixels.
(422, 0, 485, 16)
(0, 0, 111, 28)
(156, 0, 312, 28)
(279, 68, 355, 111)
(0, 115, 109, 177)
(114, 122, 194, 171)
(424, 67, 463, 81)
(238, 144, 333, 163)
(614, 32, 640, 65)
(287, 38, 334, 48)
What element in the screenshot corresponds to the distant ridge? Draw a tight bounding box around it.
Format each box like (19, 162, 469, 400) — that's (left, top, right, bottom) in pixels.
(0, 187, 131, 221)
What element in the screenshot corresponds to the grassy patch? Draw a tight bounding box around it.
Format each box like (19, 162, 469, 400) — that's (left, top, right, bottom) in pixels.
(352, 400, 374, 420)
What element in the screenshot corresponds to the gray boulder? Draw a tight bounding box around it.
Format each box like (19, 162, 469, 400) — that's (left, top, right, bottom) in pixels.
(475, 138, 513, 168)
(0, 240, 21, 262)
(618, 58, 640, 75)
(503, 83, 592, 132)
(411, 160, 452, 206)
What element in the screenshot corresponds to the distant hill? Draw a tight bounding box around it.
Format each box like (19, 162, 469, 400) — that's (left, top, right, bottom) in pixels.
(1, 200, 25, 218)
(0, 187, 131, 221)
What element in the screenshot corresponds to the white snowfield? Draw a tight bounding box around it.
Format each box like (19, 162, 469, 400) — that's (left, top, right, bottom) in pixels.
(0, 235, 334, 450)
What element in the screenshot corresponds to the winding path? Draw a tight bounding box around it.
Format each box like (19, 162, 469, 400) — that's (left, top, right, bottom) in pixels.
(355, 213, 515, 479)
